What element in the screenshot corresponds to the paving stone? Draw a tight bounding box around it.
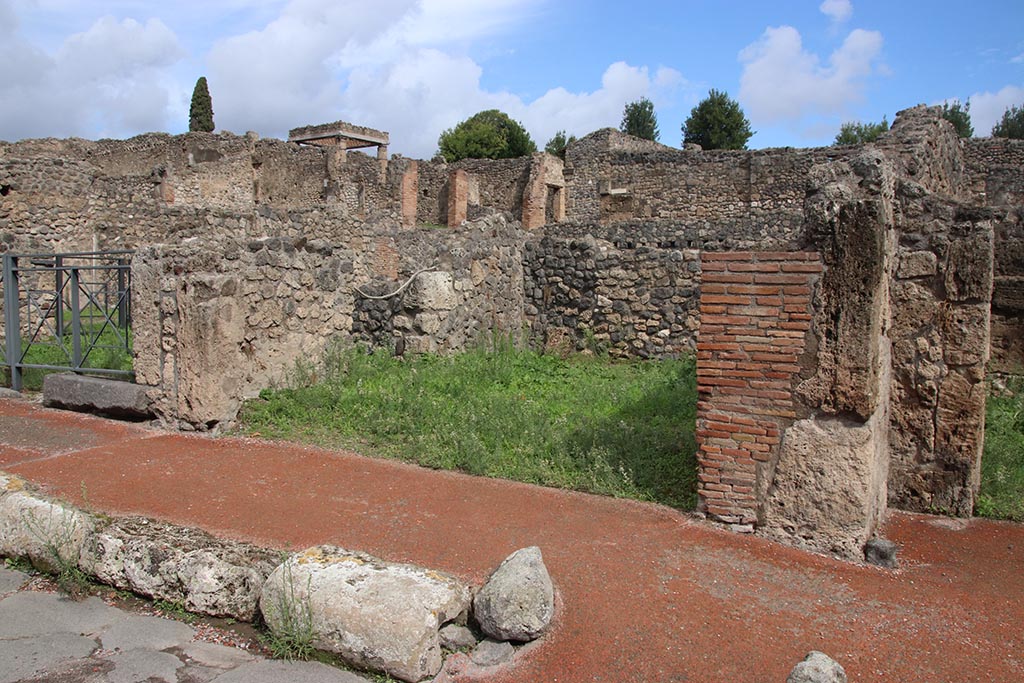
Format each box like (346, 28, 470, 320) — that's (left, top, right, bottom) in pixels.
(0, 592, 127, 638)
(104, 649, 183, 683)
(180, 641, 257, 669)
(100, 614, 196, 652)
(0, 565, 29, 595)
(208, 659, 372, 683)
(0, 633, 98, 683)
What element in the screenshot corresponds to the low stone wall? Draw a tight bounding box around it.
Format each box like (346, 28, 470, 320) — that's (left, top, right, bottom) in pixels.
(524, 235, 700, 357)
(131, 215, 527, 427)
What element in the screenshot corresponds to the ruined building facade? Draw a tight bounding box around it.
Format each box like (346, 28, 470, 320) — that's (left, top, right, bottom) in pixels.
(1, 106, 1021, 558)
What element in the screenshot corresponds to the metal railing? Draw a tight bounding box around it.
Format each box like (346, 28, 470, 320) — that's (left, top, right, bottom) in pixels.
(2, 250, 134, 390)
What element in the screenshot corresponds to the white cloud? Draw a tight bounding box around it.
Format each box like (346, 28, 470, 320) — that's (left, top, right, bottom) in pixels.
(205, 0, 682, 157)
(0, 0, 683, 155)
(0, 7, 184, 140)
(738, 25, 883, 130)
(819, 0, 852, 23)
(1011, 53, 1024, 64)
(336, 56, 683, 158)
(969, 85, 1024, 136)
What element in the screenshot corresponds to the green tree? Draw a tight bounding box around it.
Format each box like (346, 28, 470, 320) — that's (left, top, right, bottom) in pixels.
(544, 130, 577, 159)
(992, 104, 1024, 139)
(188, 77, 215, 133)
(437, 110, 537, 162)
(833, 117, 889, 145)
(620, 97, 659, 141)
(681, 89, 753, 150)
(940, 100, 973, 138)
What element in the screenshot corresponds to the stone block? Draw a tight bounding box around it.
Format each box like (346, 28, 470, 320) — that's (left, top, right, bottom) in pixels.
(897, 250, 937, 278)
(0, 490, 96, 574)
(42, 374, 153, 420)
(760, 410, 889, 560)
(943, 233, 993, 303)
(80, 517, 280, 621)
(407, 271, 457, 310)
(260, 546, 472, 683)
(863, 537, 898, 568)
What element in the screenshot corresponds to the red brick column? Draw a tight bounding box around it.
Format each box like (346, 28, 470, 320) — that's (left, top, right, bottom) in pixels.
(447, 169, 468, 227)
(400, 161, 418, 228)
(696, 252, 822, 526)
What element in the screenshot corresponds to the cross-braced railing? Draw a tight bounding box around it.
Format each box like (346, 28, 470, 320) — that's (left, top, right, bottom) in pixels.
(2, 250, 134, 390)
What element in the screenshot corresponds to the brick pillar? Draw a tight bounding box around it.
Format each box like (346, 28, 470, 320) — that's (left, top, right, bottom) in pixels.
(695, 251, 822, 527)
(447, 169, 468, 227)
(522, 176, 546, 230)
(400, 161, 418, 228)
(377, 144, 388, 176)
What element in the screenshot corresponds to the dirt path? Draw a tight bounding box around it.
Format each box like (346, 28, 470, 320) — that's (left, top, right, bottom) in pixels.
(2, 398, 1022, 682)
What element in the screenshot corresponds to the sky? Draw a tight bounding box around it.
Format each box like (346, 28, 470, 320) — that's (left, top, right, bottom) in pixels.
(1, 0, 1023, 159)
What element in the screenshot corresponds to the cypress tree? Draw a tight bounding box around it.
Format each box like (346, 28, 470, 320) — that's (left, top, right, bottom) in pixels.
(189, 77, 215, 133)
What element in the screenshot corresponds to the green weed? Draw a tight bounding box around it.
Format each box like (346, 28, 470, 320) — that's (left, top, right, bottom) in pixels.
(4, 556, 34, 573)
(240, 341, 698, 509)
(20, 504, 92, 599)
(260, 560, 316, 661)
(978, 377, 1024, 521)
(154, 598, 199, 624)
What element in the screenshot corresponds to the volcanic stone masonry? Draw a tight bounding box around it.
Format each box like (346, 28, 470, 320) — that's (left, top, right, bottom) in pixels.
(1, 106, 1022, 557)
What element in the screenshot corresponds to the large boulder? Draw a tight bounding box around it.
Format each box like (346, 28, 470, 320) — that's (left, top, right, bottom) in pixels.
(787, 651, 847, 683)
(0, 483, 96, 574)
(79, 517, 279, 621)
(260, 546, 472, 683)
(473, 546, 554, 642)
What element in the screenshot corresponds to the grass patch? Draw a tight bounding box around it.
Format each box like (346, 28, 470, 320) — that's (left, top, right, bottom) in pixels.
(4, 321, 132, 391)
(239, 341, 698, 509)
(977, 377, 1024, 521)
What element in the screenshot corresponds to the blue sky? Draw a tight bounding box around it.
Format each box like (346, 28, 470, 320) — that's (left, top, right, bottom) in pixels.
(2, 0, 1022, 158)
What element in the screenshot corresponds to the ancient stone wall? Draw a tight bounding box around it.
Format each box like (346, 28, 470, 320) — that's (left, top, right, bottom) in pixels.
(131, 214, 526, 427)
(695, 111, 1000, 555)
(523, 236, 700, 358)
(414, 158, 532, 226)
(562, 128, 851, 250)
(965, 138, 1024, 371)
(2, 106, 1020, 544)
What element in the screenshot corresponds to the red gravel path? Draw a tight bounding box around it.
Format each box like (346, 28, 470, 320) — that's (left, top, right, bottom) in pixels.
(2, 398, 1022, 682)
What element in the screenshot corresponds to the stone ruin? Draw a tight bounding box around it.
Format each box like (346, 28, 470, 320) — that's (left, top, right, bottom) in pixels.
(1, 107, 1021, 558)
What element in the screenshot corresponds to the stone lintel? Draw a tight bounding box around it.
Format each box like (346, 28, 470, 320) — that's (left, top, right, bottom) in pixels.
(288, 121, 390, 148)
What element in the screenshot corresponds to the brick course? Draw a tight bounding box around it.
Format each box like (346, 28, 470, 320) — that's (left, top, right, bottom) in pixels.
(695, 252, 822, 525)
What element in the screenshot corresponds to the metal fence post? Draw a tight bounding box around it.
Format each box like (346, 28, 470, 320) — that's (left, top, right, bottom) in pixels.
(70, 266, 82, 370)
(117, 258, 128, 331)
(3, 254, 22, 391)
(55, 255, 64, 339)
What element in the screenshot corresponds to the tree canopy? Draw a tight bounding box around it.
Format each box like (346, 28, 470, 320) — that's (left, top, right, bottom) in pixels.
(188, 77, 215, 133)
(992, 104, 1024, 140)
(437, 110, 537, 162)
(544, 130, 577, 159)
(620, 97, 659, 141)
(681, 89, 753, 150)
(833, 117, 889, 145)
(940, 100, 973, 138)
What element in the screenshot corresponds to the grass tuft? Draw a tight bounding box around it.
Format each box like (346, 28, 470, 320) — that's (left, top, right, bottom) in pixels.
(977, 377, 1024, 521)
(240, 341, 698, 509)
